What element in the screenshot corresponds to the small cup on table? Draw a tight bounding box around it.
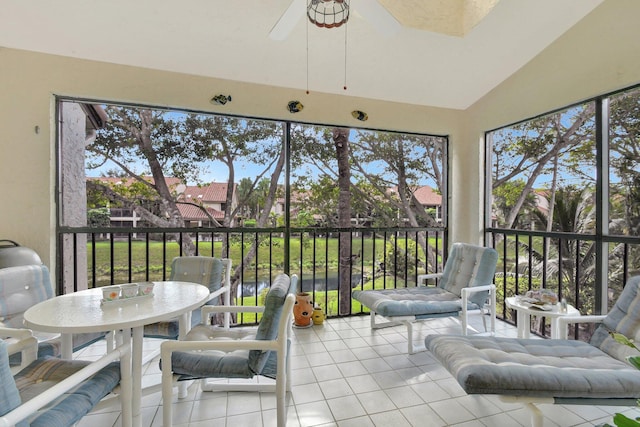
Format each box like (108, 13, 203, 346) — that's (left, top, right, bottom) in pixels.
(120, 283, 139, 299)
(102, 285, 121, 302)
(138, 282, 155, 296)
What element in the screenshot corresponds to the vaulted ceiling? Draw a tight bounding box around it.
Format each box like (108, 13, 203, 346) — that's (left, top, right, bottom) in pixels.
(0, 0, 603, 109)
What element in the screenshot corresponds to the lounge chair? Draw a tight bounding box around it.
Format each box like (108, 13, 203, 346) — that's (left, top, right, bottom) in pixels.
(352, 242, 498, 353)
(425, 275, 640, 427)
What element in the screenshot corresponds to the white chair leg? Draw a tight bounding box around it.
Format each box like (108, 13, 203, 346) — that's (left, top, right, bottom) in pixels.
(482, 306, 488, 332)
(161, 348, 174, 427)
(276, 352, 287, 427)
(178, 381, 189, 398)
(406, 321, 415, 354)
(462, 306, 468, 336)
(489, 287, 496, 335)
(119, 340, 133, 427)
(285, 347, 292, 392)
(500, 396, 551, 427)
(527, 403, 544, 427)
(276, 384, 286, 427)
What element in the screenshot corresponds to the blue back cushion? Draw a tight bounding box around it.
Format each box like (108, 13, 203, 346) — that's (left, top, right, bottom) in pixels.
(248, 274, 294, 376)
(441, 243, 498, 306)
(169, 256, 223, 304)
(0, 264, 53, 329)
(590, 276, 640, 363)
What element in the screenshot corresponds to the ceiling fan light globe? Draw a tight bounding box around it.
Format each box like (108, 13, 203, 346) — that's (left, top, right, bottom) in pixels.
(307, 0, 350, 29)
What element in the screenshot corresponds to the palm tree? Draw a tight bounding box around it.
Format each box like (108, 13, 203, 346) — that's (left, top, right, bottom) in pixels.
(518, 186, 597, 311)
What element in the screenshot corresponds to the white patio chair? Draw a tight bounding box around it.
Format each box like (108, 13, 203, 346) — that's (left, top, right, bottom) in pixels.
(0, 326, 132, 427)
(160, 273, 297, 427)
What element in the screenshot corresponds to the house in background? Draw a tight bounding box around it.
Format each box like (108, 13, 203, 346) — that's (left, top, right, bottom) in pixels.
(88, 176, 187, 230)
(412, 186, 443, 222)
(86, 179, 241, 229)
(177, 182, 236, 227)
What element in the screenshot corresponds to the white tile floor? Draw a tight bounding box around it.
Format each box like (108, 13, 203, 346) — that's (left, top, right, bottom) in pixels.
(75, 314, 640, 427)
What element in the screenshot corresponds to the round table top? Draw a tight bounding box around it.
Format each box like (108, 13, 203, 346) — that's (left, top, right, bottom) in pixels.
(23, 281, 210, 334)
(505, 296, 580, 318)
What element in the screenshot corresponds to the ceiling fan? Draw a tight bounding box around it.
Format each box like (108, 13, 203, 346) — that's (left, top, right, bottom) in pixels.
(269, 0, 402, 41)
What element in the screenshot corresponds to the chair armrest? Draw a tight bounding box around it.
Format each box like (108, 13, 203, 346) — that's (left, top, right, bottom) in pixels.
(0, 327, 35, 341)
(557, 315, 606, 328)
(162, 338, 279, 355)
(460, 284, 496, 296)
(417, 273, 442, 286)
(461, 284, 496, 318)
(0, 327, 38, 373)
(208, 285, 231, 303)
(201, 305, 265, 316)
(555, 315, 605, 339)
(201, 304, 265, 326)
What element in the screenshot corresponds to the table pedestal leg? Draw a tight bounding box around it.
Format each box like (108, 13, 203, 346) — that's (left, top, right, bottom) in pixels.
(61, 333, 73, 359)
(118, 328, 132, 427)
(550, 318, 560, 339)
(517, 311, 531, 338)
(132, 326, 143, 427)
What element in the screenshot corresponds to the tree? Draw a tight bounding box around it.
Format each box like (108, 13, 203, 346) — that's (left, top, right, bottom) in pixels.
(526, 186, 597, 312)
(351, 131, 444, 270)
(87, 208, 111, 228)
(333, 127, 353, 316)
(87, 106, 285, 302)
(88, 107, 197, 250)
(491, 103, 596, 229)
(180, 115, 282, 228)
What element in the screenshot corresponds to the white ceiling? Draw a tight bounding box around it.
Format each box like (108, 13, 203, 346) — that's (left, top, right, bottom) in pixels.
(0, 0, 603, 110)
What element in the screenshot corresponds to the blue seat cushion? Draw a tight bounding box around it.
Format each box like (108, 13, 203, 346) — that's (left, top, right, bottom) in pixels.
(14, 357, 121, 427)
(168, 273, 294, 381)
(352, 287, 480, 317)
(170, 327, 255, 380)
(425, 334, 640, 399)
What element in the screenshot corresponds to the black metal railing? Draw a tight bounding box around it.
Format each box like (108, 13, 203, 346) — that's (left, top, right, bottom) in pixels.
(487, 228, 640, 339)
(57, 226, 446, 323)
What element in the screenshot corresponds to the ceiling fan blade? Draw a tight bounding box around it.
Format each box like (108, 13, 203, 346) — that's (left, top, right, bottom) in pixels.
(269, 0, 306, 41)
(355, 0, 401, 37)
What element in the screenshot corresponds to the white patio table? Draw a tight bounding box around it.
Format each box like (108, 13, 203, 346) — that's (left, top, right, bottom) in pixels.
(23, 281, 210, 427)
(505, 296, 580, 339)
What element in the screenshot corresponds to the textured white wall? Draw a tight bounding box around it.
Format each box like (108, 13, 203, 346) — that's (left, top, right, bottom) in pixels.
(59, 102, 88, 292)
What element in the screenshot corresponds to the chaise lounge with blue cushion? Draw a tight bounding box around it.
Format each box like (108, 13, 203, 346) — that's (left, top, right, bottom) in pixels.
(425, 275, 640, 427)
(352, 242, 498, 353)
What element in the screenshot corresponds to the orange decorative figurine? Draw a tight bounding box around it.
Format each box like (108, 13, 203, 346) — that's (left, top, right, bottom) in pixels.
(294, 292, 313, 327)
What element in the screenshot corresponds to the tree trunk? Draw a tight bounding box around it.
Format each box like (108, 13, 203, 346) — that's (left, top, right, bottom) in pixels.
(333, 128, 352, 316)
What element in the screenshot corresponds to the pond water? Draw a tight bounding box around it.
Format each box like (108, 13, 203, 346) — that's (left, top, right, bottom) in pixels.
(238, 273, 363, 297)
